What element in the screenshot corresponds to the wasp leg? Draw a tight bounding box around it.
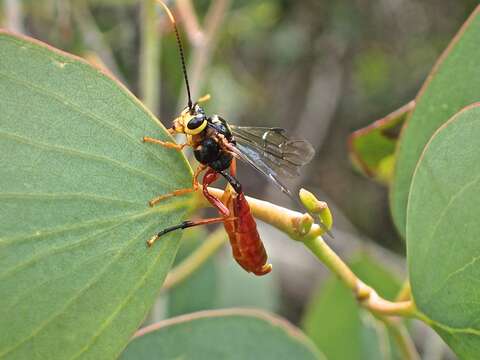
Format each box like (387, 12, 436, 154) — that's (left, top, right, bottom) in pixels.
(219, 169, 242, 194)
(202, 168, 230, 217)
(148, 164, 206, 207)
(147, 216, 227, 247)
(196, 94, 211, 104)
(143, 136, 187, 150)
(230, 158, 237, 177)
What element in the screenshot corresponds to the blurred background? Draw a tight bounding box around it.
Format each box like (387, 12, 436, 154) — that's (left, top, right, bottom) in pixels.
(2, 0, 476, 358)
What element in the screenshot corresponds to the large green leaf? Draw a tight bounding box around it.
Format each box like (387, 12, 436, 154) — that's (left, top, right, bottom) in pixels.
(302, 254, 402, 360)
(121, 309, 324, 360)
(391, 6, 480, 237)
(407, 104, 480, 358)
(0, 31, 193, 359)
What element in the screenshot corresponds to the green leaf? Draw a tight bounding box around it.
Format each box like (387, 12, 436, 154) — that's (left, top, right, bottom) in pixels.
(391, 6, 480, 237)
(302, 253, 402, 360)
(0, 31, 193, 359)
(348, 101, 414, 185)
(407, 104, 480, 358)
(121, 309, 324, 360)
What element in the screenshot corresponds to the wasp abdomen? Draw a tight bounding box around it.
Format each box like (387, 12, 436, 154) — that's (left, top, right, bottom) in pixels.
(224, 191, 272, 276)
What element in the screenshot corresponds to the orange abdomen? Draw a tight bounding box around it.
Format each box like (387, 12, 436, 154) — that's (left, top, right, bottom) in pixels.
(223, 190, 272, 276)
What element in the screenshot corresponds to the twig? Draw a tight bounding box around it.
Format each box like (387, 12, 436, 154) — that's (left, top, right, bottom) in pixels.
(176, 0, 230, 109)
(202, 187, 420, 318)
(167, 186, 420, 356)
(383, 316, 420, 360)
(395, 280, 412, 302)
(72, 1, 126, 84)
(140, 0, 161, 114)
(4, 0, 26, 34)
(175, 0, 203, 45)
(162, 227, 227, 290)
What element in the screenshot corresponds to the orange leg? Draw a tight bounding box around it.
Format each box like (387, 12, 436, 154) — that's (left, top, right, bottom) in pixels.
(147, 168, 238, 248)
(230, 158, 237, 177)
(148, 164, 206, 207)
(143, 136, 187, 150)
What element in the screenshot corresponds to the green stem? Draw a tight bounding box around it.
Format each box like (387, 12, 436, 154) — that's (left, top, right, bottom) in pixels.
(303, 236, 358, 290)
(303, 236, 417, 317)
(383, 317, 420, 360)
(162, 227, 227, 290)
(203, 188, 419, 318)
(395, 280, 412, 302)
(140, 0, 160, 114)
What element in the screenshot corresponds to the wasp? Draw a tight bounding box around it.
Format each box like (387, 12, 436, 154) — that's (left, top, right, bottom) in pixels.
(143, 1, 315, 276)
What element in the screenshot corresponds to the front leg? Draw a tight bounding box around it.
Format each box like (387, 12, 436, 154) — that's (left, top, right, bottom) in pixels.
(143, 136, 187, 150)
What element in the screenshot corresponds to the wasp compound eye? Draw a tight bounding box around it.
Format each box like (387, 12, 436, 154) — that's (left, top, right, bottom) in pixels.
(185, 115, 207, 135)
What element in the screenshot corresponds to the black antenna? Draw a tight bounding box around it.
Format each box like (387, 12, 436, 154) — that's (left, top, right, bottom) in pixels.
(157, 1, 193, 110)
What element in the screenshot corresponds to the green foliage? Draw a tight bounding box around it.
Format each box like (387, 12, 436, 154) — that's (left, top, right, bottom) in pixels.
(214, 257, 280, 311)
(3, 2, 480, 358)
(346, 5, 480, 358)
(166, 229, 218, 317)
(121, 310, 324, 360)
(349, 102, 413, 185)
(166, 229, 279, 317)
(0, 31, 192, 359)
(407, 104, 480, 358)
(302, 254, 402, 359)
(391, 7, 480, 238)
(354, 47, 392, 96)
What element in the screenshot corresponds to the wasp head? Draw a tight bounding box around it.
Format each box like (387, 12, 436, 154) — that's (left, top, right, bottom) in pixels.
(172, 104, 207, 135)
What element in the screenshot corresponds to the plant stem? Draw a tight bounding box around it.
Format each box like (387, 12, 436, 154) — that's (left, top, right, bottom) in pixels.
(190, 187, 421, 354)
(162, 227, 227, 290)
(383, 317, 420, 360)
(203, 187, 419, 318)
(176, 0, 230, 109)
(4, 0, 25, 34)
(303, 236, 417, 317)
(140, 0, 160, 114)
(72, 1, 126, 84)
(303, 236, 358, 289)
(175, 0, 202, 45)
(395, 280, 412, 301)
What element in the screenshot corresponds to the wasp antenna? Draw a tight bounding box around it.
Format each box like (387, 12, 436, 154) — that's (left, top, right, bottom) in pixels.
(156, 0, 193, 110)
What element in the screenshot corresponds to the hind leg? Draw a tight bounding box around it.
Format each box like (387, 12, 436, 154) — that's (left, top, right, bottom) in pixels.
(147, 216, 227, 247)
(147, 167, 233, 247)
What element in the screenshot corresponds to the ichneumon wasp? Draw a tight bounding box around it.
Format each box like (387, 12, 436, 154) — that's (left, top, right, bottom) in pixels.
(143, 1, 315, 276)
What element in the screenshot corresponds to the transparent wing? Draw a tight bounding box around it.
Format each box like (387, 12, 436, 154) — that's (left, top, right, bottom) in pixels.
(227, 126, 315, 196)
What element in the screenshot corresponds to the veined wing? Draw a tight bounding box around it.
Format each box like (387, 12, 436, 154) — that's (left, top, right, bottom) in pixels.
(227, 126, 315, 196)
